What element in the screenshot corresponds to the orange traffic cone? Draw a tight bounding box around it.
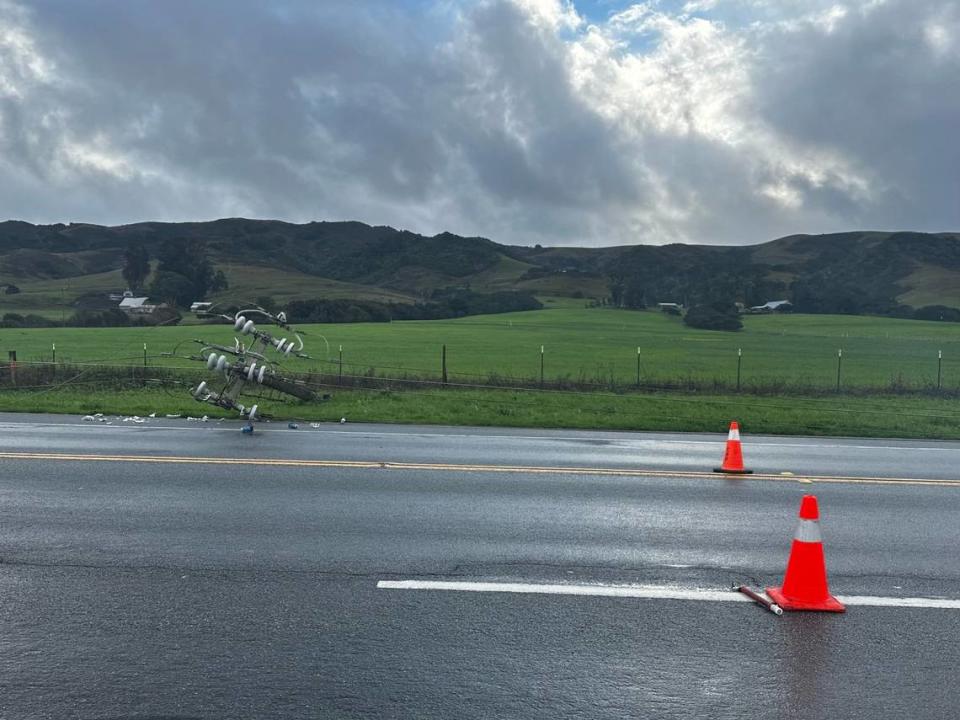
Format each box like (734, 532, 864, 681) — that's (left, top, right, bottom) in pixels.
(766, 495, 845, 612)
(713, 421, 752, 474)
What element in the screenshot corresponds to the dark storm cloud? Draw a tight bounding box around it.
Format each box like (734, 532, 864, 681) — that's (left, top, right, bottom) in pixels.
(0, 0, 956, 246)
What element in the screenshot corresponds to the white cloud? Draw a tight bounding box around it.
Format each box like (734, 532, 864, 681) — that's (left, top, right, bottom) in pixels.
(0, 0, 956, 246)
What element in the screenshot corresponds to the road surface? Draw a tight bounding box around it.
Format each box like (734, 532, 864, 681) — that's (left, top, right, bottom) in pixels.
(1, 413, 958, 719)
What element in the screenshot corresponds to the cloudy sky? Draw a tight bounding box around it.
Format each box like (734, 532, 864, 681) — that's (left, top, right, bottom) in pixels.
(0, 0, 957, 246)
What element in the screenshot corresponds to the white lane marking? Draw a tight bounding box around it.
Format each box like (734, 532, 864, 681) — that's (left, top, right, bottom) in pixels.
(377, 580, 960, 609)
(378, 580, 748, 602)
(2, 421, 960, 454)
(837, 595, 960, 609)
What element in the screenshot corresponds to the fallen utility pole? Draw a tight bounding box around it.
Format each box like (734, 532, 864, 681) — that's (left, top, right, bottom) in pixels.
(736, 585, 783, 615)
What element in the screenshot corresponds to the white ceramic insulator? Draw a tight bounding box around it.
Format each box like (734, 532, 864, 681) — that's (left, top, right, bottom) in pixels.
(257, 366, 267, 384)
(234, 315, 246, 331)
(242, 320, 255, 335)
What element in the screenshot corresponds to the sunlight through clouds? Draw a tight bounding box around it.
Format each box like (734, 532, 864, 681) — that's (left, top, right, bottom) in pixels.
(0, 0, 956, 245)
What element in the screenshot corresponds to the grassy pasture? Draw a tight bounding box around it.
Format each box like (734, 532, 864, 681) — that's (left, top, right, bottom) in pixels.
(2, 306, 960, 392)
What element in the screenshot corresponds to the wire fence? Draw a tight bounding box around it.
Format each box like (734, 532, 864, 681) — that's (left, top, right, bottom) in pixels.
(2, 355, 959, 400)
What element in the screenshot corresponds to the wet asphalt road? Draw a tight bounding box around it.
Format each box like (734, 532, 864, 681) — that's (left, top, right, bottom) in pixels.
(1, 413, 959, 718)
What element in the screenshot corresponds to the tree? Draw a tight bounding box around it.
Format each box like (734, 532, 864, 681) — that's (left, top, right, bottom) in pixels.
(256, 295, 279, 314)
(122, 243, 150, 292)
(212, 270, 229, 293)
(148, 238, 226, 307)
(683, 302, 743, 331)
(914, 305, 960, 322)
(148, 270, 195, 307)
(623, 279, 647, 309)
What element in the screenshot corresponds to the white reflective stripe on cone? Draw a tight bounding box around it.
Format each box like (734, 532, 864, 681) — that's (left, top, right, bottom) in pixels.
(728, 429, 740, 441)
(794, 518, 822, 543)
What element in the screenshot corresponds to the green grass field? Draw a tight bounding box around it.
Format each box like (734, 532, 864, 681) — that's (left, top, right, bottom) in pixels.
(3, 306, 960, 391)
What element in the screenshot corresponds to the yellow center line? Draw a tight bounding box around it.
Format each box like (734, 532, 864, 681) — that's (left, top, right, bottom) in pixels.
(1, 451, 958, 487)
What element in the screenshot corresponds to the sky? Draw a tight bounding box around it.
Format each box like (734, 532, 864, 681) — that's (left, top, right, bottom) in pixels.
(0, 0, 957, 247)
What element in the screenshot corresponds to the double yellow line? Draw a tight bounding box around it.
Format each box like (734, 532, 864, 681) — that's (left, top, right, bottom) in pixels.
(1, 451, 959, 488)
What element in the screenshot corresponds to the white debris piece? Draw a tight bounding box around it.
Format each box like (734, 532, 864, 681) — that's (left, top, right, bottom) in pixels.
(310, 423, 322, 429)
(82, 415, 95, 422)
(166, 414, 181, 419)
(148, 413, 156, 418)
(201, 415, 209, 422)
(340, 417, 346, 424)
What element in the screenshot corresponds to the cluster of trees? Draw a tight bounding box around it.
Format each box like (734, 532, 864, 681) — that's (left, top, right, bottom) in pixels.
(607, 246, 786, 312)
(683, 301, 743, 331)
(0, 313, 57, 328)
(148, 239, 228, 307)
(0, 309, 181, 328)
(283, 289, 542, 324)
(914, 305, 960, 322)
(120, 239, 228, 307)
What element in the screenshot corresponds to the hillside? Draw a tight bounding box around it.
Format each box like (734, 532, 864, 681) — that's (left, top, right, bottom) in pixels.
(1, 219, 959, 319)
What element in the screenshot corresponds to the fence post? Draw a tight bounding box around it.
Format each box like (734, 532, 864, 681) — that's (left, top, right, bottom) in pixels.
(938, 350, 942, 391)
(52, 343, 56, 364)
(636, 346, 641, 387)
(338, 345, 343, 385)
(8, 350, 16, 386)
(540, 345, 544, 387)
(836, 349, 842, 392)
(442, 344, 448, 385)
(736, 348, 742, 391)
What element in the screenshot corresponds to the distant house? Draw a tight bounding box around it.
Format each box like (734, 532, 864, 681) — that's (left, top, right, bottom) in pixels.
(190, 301, 213, 313)
(748, 300, 793, 313)
(119, 296, 157, 314)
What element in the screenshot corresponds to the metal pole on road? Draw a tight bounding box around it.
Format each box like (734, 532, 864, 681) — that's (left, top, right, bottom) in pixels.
(836, 348, 842, 392)
(736, 348, 742, 391)
(636, 346, 641, 388)
(339, 345, 343, 385)
(938, 350, 942, 391)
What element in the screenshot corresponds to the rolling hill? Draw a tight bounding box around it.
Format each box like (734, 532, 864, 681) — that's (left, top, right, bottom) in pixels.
(1, 219, 958, 319)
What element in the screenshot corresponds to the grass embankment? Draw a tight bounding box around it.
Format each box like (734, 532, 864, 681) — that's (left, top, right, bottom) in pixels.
(2, 385, 960, 440)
